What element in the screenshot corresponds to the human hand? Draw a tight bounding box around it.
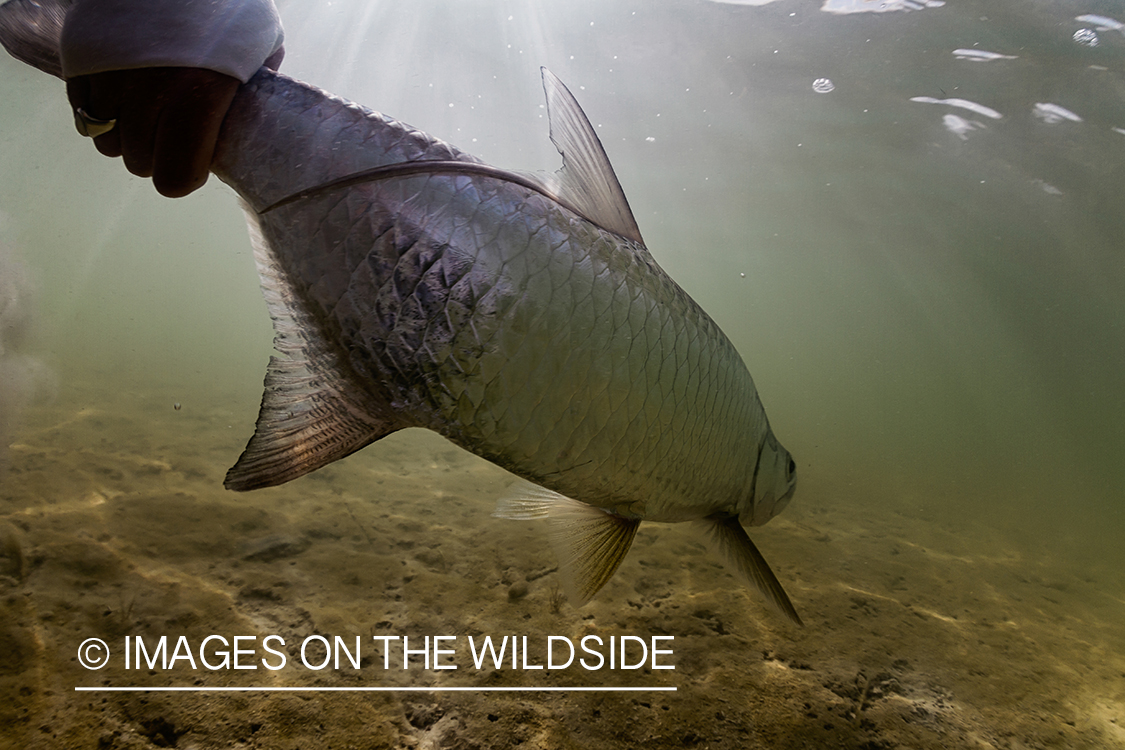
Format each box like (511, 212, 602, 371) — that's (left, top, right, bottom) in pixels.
(66, 67, 241, 198)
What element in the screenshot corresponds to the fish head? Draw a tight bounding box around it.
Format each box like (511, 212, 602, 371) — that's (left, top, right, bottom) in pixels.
(740, 431, 796, 527)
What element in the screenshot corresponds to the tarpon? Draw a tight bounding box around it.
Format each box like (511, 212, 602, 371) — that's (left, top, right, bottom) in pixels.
(1, 0, 801, 624)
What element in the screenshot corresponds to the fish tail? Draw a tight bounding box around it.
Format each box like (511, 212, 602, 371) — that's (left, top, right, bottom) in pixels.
(0, 0, 69, 79)
(223, 204, 406, 491)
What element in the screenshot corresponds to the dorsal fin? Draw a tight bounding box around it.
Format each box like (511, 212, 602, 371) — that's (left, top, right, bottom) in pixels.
(532, 67, 644, 244)
(259, 68, 645, 245)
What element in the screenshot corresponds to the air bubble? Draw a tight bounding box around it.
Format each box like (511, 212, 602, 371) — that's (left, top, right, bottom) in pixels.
(1073, 28, 1099, 47)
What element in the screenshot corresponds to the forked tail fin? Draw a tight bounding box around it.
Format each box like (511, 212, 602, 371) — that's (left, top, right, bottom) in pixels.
(0, 0, 71, 79)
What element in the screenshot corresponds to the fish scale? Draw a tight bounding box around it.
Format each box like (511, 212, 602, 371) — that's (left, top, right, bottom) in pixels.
(0, 0, 802, 624)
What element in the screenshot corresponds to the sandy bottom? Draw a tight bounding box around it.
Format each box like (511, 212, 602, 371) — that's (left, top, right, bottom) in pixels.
(1, 381, 1123, 750)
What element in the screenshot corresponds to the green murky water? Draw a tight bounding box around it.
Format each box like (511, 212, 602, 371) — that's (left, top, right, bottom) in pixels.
(2, 1, 1122, 747)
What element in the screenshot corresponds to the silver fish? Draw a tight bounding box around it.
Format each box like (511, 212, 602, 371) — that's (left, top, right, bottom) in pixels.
(1, 0, 801, 624)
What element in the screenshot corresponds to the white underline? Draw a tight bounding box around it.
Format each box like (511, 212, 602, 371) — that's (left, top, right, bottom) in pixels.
(75, 686, 675, 692)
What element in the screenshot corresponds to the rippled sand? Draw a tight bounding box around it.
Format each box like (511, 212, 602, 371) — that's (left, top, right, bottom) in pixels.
(1, 381, 1123, 749)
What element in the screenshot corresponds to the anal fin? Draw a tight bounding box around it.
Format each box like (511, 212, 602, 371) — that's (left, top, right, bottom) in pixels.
(224, 204, 402, 491)
(494, 481, 640, 605)
(703, 515, 803, 626)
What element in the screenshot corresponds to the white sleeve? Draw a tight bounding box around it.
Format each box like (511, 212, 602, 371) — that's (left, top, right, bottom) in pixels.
(60, 0, 284, 83)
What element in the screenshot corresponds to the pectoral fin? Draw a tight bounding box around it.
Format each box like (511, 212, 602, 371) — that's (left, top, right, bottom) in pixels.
(494, 481, 640, 605)
(703, 515, 803, 626)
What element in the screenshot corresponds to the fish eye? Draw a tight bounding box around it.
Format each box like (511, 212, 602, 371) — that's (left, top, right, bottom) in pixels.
(787, 458, 796, 477)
